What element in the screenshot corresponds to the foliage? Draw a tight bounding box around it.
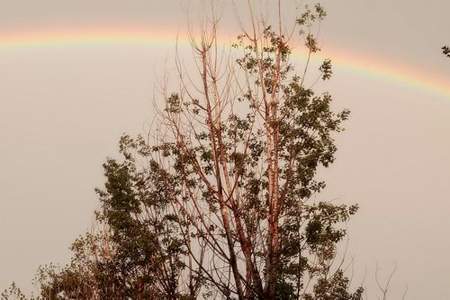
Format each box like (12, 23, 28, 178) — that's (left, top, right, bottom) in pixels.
(443, 45, 450, 58)
(32, 228, 179, 299)
(1, 283, 29, 300)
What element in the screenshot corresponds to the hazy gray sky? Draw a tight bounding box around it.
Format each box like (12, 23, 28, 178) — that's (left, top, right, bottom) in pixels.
(1, 0, 449, 298)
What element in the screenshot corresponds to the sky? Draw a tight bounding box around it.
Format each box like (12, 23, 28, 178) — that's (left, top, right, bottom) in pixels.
(0, 0, 449, 298)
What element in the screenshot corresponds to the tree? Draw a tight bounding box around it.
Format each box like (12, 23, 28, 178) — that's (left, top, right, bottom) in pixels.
(33, 227, 180, 299)
(91, 2, 361, 298)
(4, 2, 363, 299)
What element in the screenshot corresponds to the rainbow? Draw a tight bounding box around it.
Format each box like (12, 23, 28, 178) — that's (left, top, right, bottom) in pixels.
(1, 27, 449, 98)
(309, 49, 450, 98)
(0, 27, 176, 49)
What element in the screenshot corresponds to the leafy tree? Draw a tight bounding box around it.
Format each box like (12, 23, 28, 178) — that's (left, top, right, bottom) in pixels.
(4, 2, 363, 299)
(33, 227, 181, 299)
(86, 2, 361, 298)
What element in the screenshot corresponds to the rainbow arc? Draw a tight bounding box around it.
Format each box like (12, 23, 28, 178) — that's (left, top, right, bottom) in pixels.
(1, 27, 449, 98)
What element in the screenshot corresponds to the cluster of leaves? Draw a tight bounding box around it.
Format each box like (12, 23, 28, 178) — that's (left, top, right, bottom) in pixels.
(1, 283, 28, 300)
(443, 46, 450, 58)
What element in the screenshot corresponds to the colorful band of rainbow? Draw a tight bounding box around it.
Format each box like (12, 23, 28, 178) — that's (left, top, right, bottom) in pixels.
(1, 28, 449, 98)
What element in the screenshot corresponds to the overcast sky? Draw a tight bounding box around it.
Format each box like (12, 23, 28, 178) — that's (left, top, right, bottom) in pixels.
(1, 0, 450, 298)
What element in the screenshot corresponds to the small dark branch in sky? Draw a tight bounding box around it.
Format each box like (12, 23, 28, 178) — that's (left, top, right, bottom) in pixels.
(443, 45, 450, 58)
